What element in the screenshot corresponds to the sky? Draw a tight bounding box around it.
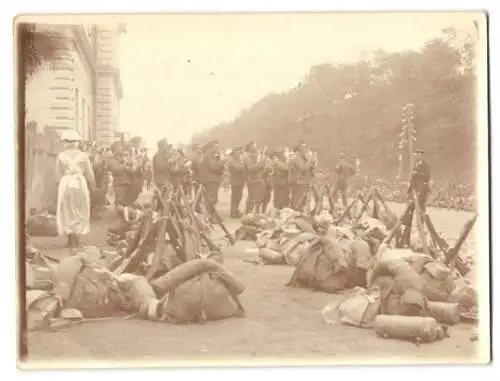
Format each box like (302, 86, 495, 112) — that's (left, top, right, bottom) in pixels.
(118, 13, 478, 150)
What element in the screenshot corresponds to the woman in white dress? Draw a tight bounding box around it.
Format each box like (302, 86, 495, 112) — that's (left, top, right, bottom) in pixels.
(55, 130, 96, 248)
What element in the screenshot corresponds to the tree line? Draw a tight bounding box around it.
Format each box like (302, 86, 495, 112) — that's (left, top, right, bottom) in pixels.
(192, 27, 478, 187)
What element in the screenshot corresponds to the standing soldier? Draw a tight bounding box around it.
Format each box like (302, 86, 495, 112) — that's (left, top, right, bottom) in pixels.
(199, 140, 225, 212)
(127, 145, 146, 205)
(271, 147, 290, 211)
(107, 142, 134, 206)
(262, 148, 274, 214)
(89, 146, 107, 219)
(331, 153, 355, 209)
(289, 142, 315, 212)
(143, 158, 153, 192)
(152, 138, 173, 197)
(287, 144, 298, 209)
(407, 149, 431, 212)
(189, 143, 203, 197)
(243, 140, 256, 213)
(227, 146, 246, 218)
(244, 146, 266, 214)
(246, 139, 257, 153)
(168, 148, 188, 192)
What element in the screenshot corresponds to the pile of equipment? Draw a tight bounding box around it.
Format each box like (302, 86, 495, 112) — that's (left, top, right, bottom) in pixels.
(316, 191, 478, 344)
(25, 185, 245, 331)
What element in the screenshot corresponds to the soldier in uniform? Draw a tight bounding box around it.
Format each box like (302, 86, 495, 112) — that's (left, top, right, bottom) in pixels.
(262, 149, 274, 214)
(407, 149, 431, 212)
(126, 146, 147, 204)
(168, 148, 189, 192)
(289, 141, 316, 212)
(152, 138, 174, 197)
(189, 143, 203, 196)
(245, 139, 257, 153)
(199, 140, 225, 210)
(244, 146, 266, 214)
(88, 146, 107, 219)
(270, 147, 290, 211)
(107, 142, 136, 206)
(331, 153, 355, 209)
(227, 146, 246, 218)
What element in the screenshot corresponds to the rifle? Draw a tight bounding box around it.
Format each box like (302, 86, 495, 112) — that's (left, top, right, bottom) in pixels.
(444, 214, 477, 269)
(201, 186, 236, 245)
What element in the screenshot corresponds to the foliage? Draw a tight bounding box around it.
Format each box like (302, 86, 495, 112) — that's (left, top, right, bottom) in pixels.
(192, 28, 477, 186)
(19, 23, 67, 82)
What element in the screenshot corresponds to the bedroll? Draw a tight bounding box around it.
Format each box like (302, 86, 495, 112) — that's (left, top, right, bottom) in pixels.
(289, 237, 357, 293)
(64, 265, 127, 318)
(152, 259, 246, 324)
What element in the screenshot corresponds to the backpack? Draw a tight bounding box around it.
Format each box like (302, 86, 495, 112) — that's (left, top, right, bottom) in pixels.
(65, 265, 126, 318)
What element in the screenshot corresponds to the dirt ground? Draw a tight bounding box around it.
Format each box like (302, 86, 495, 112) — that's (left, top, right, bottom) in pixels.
(26, 190, 483, 367)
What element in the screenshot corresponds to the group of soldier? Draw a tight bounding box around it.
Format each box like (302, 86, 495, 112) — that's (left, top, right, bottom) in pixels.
(149, 137, 365, 219)
(84, 134, 433, 221)
(226, 139, 320, 217)
(84, 141, 151, 217)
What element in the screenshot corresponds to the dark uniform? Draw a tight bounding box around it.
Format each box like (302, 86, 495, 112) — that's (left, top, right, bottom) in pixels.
(152, 139, 174, 197)
(262, 152, 274, 213)
(89, 150, 108, 219)
(107, 143, 134, 206)
(199, 142, 225, 207)
(271, 148, 290, 210)
(332, 154, 355, 208)
(289, 143, 315, 212)
(244, 148, 266, 214)
(408, 150, 431, 211)
(169, 150, 188, 191)
(227, 146, 246, 218)
(189, 144, 203, 196)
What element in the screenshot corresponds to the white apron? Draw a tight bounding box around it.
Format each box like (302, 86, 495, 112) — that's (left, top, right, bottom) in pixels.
(56, 151, 91, 236)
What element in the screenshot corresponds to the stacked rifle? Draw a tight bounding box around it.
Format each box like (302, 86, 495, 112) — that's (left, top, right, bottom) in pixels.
(108, 184, 235, 280)
(326, 184, 476, 277)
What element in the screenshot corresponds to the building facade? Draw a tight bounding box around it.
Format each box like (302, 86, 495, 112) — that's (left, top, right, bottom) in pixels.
(25, 23, 125, 147)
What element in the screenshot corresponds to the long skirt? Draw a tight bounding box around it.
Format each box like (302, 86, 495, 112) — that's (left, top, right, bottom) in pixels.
(56, 174, 90, 236)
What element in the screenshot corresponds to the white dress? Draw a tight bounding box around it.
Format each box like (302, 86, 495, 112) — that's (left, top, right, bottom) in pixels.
(55, 149, 94, 236)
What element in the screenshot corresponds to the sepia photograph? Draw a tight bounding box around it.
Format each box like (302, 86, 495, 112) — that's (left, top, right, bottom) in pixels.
(15, 11, 490, 369)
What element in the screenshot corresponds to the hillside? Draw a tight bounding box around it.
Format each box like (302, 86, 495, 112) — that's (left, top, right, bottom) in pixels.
(192, 27, 478, 186)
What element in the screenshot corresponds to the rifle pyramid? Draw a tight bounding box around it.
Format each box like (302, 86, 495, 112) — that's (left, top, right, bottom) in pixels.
(109, 184, 236, 280)
(332, 186, 476, 277)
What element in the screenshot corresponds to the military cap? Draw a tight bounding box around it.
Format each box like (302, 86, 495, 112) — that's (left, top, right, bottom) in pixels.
(339, 152, 346, 158)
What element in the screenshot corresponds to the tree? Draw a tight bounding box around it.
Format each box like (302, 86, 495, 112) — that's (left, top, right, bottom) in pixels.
(194, 27, 477, 186)
(19, 23, 67, 82)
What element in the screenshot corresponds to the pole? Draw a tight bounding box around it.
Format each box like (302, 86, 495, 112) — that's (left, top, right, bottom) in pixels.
(406, 104, 415, 180)
(405, 103, 429, 256)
